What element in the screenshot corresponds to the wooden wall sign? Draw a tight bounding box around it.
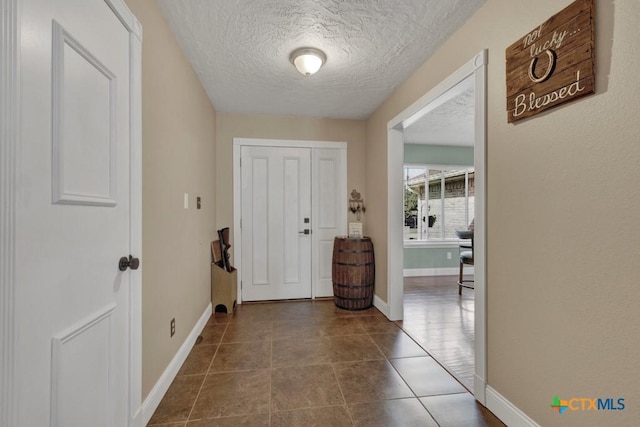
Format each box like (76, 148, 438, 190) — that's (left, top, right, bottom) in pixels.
(506, 0, 595, 123)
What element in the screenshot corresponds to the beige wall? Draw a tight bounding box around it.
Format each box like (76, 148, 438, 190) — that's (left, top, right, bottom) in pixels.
(215, 113, 367, 259)
(124, 0, 217, 400)
(366, 0, 640, 425)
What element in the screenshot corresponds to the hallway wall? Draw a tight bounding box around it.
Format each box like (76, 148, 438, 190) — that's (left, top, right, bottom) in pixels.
(124, 0, 217, 400)
(365, 0, 640, 425)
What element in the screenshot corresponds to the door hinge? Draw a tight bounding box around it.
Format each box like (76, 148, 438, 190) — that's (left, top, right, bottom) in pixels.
(240, 280, 243, 289)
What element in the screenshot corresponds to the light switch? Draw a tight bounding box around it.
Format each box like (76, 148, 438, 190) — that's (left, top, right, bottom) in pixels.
(183, 193, 189, 209)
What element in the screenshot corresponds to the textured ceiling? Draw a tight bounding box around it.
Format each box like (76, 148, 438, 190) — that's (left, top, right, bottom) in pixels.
(156, 0, 485, 120)
(404, 80, 475, 147)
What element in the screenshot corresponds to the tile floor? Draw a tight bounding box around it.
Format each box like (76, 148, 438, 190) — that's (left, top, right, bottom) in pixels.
(147, 299, 503, 426)
(399, 275, 475, 390)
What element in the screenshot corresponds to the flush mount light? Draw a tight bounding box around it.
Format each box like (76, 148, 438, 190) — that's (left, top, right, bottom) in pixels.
(290, 47, 326, 76)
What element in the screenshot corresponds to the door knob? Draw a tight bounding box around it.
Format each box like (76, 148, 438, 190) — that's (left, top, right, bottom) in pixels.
(299, 229, 310, 235)
(119, 255, 140, 271)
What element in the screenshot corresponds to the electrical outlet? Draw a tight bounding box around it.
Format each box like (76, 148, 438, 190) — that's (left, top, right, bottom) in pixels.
(170, 318, 175, 337)
(197, 196, 201, 209)
(447, 252, 452, 260)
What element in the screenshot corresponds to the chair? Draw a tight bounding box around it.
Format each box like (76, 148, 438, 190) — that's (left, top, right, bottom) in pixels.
(455, 228, 474, 295)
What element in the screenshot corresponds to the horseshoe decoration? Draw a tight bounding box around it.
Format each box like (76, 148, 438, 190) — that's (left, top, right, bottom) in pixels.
(528, 49, 557, 83)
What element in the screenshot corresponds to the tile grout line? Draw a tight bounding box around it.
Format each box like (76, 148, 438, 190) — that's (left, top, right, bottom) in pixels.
(385, 351, 443, 427)
(396, 320, 472, 393)
(184, 319, 229, 423)
(364, 317, 445, 427)
(330, 362, 354, 425)
(335, 311, 394, 424)
(417, 396, 443, 427)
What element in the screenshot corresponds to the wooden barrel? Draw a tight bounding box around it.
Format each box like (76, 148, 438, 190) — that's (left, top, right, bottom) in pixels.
(332, 237, 375, 310)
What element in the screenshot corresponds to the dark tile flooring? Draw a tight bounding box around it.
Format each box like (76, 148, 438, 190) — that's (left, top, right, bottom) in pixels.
(398, 276, 475, 391)
(147, 299, 502, 426)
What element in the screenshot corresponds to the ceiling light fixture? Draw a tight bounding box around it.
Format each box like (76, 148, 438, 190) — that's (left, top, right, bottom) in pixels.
(290, 47, 326, 76)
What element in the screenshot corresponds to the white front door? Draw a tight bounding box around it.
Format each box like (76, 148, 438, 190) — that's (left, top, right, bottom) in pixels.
(15, 1, 138, 425)
(241, 146, 312, 301)
(312, 148, 348, 297)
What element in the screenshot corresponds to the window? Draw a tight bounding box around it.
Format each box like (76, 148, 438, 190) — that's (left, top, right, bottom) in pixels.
(404, 165, 474, 242)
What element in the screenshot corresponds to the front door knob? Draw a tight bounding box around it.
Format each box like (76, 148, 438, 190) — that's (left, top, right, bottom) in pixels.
(119, 255, 140, 271)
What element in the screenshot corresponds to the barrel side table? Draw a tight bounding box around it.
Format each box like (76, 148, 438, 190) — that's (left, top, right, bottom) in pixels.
(332, 236, 375, 310)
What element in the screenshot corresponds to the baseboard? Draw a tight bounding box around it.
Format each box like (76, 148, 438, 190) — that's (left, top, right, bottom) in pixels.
(474, 375, 486, 405)
(403, 267, 475, 277)
(486, 386, 540, 427)
(140, 303, 212, 426)
(373, 294, 390, 318)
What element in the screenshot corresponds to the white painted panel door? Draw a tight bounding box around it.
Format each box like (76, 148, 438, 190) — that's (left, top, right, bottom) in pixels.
(17, 1, 134, 426)
(312, 148, 347, 297)
(241, 146, 312, 301)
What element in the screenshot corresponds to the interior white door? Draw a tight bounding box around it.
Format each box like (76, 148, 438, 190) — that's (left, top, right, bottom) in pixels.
(16, 1, 135, 425)
(312, 148, 347, 297)
(241, 146, 312, 301)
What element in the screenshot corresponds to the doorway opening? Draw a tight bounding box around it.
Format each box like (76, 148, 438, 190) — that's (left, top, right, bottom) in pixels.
(386, 50, 487, 403)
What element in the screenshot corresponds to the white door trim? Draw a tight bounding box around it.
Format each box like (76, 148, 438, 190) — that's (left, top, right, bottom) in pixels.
(233, 137, 347, 304)
(0, 1, 143, 425)
(1, 1, 19, 425)
(386, 50, 488, 404)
